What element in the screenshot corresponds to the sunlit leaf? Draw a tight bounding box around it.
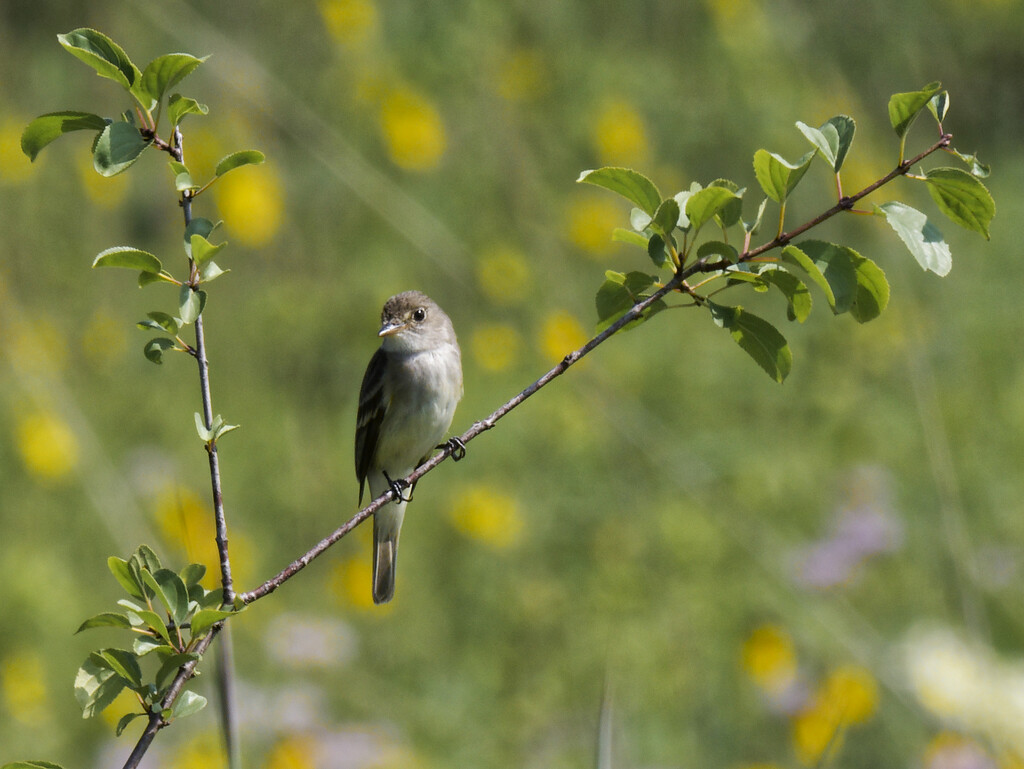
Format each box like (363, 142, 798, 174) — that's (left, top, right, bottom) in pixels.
(753, 149, 815, 203)
(93, 246, 162, 273)
(595, 271, 665, 332)
(875, 201, 952, 276)
(651, 198, 680, 237)
(685, 185, 739, 234)
(924, 167, 995, 239)
(888, 81, 942, 138)
(708, 178, 745, 228)
(57, 28, 140, 90)
(139, 53, 207, 104)
(168, 690, 207, 720)
(144, 337, 175, 364)
(74, 653, 125, 718)
(214, 150, 265, 177)
(108, 556, 145, 599)
(190, 608, 234, 639)
(115, 712, 146, 737)
(577, 167, 662, 216)
(98, 648, 143, 689)
(167, 93, 209, 127)
(178, 285, 206, 324)
(612, 227, 649, 249)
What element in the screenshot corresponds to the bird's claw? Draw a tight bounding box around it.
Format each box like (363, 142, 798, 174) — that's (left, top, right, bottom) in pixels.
(442, 437, 467, 461)
(382, 471, 413, 503)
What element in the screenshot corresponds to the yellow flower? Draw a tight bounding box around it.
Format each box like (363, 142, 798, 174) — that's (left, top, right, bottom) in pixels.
(819, 664, 878, 725)
(0, 118, 34, 184)
(1, 649, 49, 725)
(471, 324, 521, 372)
(792, 702, 844, 766)
(77, 150, 129, 209)
(593, 99, 650, 167)
(215, 163, 283, 247)
(448, 484, 523, 549)
(319, 0, 378, 47)
(539, 310, 587, 363)
(379, 87, 446, 171)
(495, 49, 549, 102)
(176, 731, 227, 769)
(328, 557, 381, 611)
(740, 623, 797, 693)
(567, 195, 622, 256)
(15, 410, 79, 481)
(476, 246, 531, 305)
(266, 734, 316, 769)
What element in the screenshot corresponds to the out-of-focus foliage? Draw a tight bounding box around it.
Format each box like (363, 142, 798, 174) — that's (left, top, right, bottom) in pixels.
(0, 0, 1022, 768)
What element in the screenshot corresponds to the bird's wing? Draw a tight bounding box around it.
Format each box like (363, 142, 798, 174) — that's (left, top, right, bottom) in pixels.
(355, 347, 389, 504)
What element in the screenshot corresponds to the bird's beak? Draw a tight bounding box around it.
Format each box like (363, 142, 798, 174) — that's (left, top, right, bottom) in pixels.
(378, 320, 406, 338)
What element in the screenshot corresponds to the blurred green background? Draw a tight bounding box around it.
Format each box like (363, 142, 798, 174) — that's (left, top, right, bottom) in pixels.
(2, 0, 1023, 767)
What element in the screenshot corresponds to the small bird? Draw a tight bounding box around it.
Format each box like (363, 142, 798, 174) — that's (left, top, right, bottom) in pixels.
(355, 291, 463, 604)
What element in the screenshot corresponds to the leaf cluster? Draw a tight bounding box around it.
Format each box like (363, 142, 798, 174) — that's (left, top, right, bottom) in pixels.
(73, 545, 238, 735)
(580, 82, 994, 382)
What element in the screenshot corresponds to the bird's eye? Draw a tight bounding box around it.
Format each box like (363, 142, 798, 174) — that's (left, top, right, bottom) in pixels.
(412, 308, 426, 322)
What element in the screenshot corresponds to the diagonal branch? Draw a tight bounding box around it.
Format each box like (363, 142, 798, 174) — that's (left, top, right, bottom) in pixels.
(239, 132, 955, 606)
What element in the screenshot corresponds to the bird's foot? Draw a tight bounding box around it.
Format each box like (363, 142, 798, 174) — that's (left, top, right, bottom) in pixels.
(441, 437, 467, 461)
(382, 471, 413, 503)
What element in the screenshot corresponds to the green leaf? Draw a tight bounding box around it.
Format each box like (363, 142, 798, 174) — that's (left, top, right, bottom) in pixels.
(123, 605, 173, 646)
(784, 240, 856, 314)
(876, 201, 952, 276)
(190, 608, 234, 639)
(888, 81, 943, 138)
(139, 312, 182, 335)
(93, 246, 162, 273)
(134, 545, 163, 573)
(108, 556, 145, 599)
(685, 185, 740, 234)
(168, 690, 207, 720)
(194, 412, 212, 442)
(190, 234, 227, 266)
(847, 251, 889, 324)
(132, 636, 172, 657)
(92, 121, 151, 177)
(707, 179, 745, 228)
(928, 91, 950, 123)
(200, 261, 229, 282)
(74, 653, 124, 718)
(98, 648, 143, 689)
(138, 270, 178, 288)
(184, 217, 219, 257)
(611, 228, 649, 249)
(212, 415, 240, 441)
(696, 240, 738, 262)
(1, 762, 67, 769)
(167, 94, 209, 126)
(753, 149, 815, 203)
(152, 568, 190, 626)
(948, 148, 990, 178)
(21, 112, 108, 161)
(57, 28, 140, 90)
(139, 53, 208, 104)
(215, 150, 266, 177)
(174, 172, 199, 192)
(178, 285, 207, 324)
(826, 116, 855, 171)
(924, 167, 995, 239)
(144, 337, 176, 364)
(646, 233, 667, 268)
(796, 120, 839, 169)
(650, 198, 680, 237)
(115, 712, 146, 737)
(708, 302, 792, 383)
(196, 587, 225, 611)
(759, 267, 812, 323)
(577, 167, 662, 216)
(595, 271, 665, 332)
(180, 563, 207, 588)
(76, 612, 132, 633)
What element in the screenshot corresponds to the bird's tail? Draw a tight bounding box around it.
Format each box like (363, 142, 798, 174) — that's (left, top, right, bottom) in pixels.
(372, 503, 404, 604)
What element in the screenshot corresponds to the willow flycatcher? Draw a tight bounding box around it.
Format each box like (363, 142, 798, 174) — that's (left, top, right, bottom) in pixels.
(355, 291, 463, 604)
